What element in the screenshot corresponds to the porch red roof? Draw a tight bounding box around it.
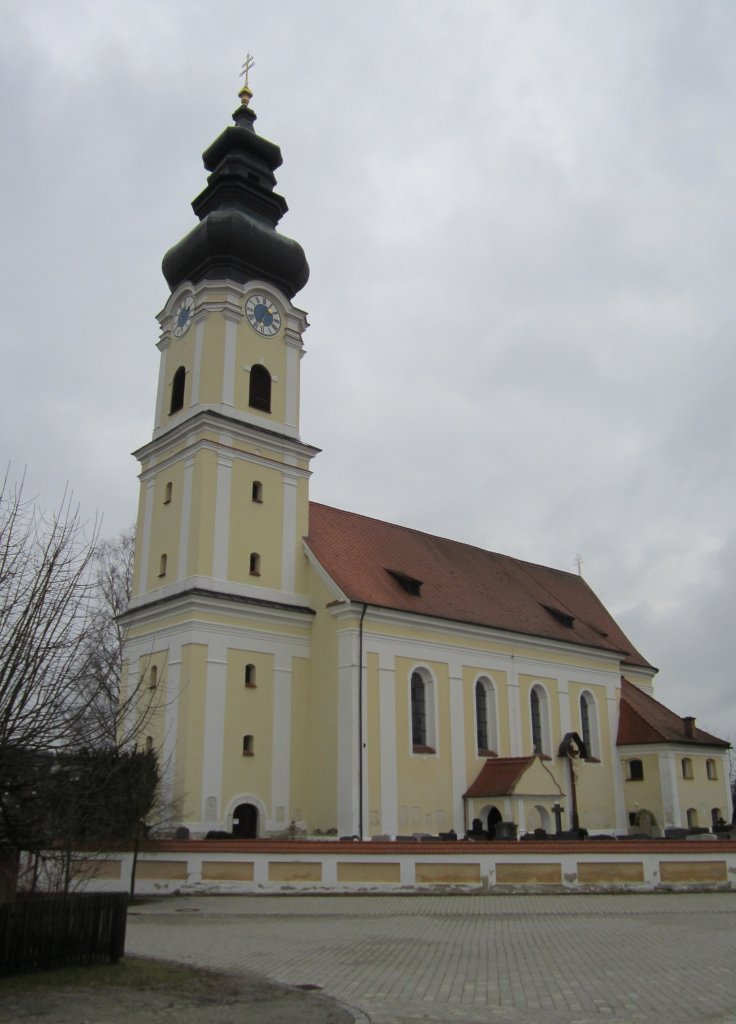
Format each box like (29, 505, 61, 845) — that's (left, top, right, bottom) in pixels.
(617, 678, 729, 748)
(463, 757, 537, 798)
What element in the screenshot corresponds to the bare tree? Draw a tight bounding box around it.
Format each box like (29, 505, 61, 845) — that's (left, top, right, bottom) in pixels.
(0, 474, 99, 754)
(75, 527, 136, 748)
(0, 475, 166, 882)
(0, 473, 100, 852)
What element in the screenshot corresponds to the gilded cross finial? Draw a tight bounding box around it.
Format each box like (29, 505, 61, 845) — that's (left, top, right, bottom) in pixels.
(239, 53, 255, 106)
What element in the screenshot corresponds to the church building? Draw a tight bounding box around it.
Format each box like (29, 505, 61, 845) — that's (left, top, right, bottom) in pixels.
(122, 78, 732, 842)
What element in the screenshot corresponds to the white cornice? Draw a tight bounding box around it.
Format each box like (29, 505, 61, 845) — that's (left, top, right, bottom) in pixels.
(123, 614, 312, 656)
(122, 585, 315, 633)
(324, 600, 630, 673)
(134, 409, 320, 469)
(618, 742, 730, 755)
(157, 278, 308, 340)
(126, 572, 313, 613)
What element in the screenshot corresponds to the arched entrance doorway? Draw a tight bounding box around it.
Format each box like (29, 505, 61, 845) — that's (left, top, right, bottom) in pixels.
(487, 806, 503, 839)
(232, 802, 258, 838)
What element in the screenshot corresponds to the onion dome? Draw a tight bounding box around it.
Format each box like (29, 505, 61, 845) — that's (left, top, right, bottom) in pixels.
(162, 89, 309, 299)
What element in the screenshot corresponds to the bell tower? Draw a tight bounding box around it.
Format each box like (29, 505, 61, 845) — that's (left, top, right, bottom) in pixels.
(123, 69, 318, 837)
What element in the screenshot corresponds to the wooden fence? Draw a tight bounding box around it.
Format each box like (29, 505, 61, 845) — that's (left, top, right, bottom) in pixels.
(0, 892, 128, 975)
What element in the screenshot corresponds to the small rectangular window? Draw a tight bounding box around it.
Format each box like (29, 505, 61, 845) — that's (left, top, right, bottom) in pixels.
(628, 759, 644, 781)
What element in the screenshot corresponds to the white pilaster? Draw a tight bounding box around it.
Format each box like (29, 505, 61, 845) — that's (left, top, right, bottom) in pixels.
(136, 479, 156, 597)
(154, 339, 169, 427)
(283, 330, 300, 431)
(378, 651, 398, 837)
(609, 692, 627, 832)
(659, 751, 681, 829)
(270, 653, 293, 821)
(448, 657, 467, 833)
(191, 319, 204, 406)
(280, 471, 298, 593)
(557, 674, 571, 738)
(212, 446, 233, 581)
(222, 315, 237, 407)
(178, 457, 194, 580)
(508, 656, 522, 756)
(337, 628, 360, 836)
(201, 643, 227, 821)
(162, 642, 180, 815)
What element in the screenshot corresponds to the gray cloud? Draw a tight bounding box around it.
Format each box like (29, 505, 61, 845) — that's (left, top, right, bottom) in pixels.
(2, 0, 734, 739)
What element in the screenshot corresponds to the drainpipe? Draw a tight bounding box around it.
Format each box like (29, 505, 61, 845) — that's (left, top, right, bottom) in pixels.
(358, 603, 368, 840)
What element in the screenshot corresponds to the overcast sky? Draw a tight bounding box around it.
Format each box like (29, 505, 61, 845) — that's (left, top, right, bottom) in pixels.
(2, 1, 735, 741)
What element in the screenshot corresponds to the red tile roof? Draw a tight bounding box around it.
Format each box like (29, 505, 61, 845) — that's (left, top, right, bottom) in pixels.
(463, 757, 537, 798)
(306, 503, 652, 667)
(617, 678, 729, 748)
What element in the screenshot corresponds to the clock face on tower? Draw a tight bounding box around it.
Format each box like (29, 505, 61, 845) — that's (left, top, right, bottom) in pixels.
(245, 293, 281, 336)
(172, 296, 195, 337)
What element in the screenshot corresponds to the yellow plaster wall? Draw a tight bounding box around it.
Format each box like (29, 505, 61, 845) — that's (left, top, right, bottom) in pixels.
(221, 648, 275, 813)
(577, 861, 644, 884)
(135, 649, 169, 754)
(227, 459, 284, 586)
(187, 449, 218, 577)
(337, 861, 401, 883)
(162, 333, 195, 423)
(676, 755, 729, 826)
(394, 656, 454, 833)
(268, 861, 322, 882)
(463, 667, 509, 782)
(512, 757, 564, 797)
(196, 314, 226, 406)
(519, 674, 560, 757)
(621, 753, 663, 825)
(235, 313, 289, 422)
(137, 860, 188, 880)
(496, 862, 562, 885)
(659, 860, 726, 883)
(177, 644, 208, 820)
(365, 652, 382, 832)
(415, 862, 481, 884)
(289, 656, 311, 822)
(292, 479, 311, 594)
(568, 680, 617, 829)
(304, 574, 341, 831)
(202, 861, 255, 881)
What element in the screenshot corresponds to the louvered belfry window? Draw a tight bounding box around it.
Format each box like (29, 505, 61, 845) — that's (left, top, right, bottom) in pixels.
(249, 365, 272, 412)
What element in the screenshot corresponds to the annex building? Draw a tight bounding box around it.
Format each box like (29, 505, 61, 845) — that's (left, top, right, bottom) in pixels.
(122, 79, 732, 843)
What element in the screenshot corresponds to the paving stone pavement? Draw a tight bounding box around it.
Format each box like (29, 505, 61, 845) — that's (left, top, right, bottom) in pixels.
(126, 892, 736, 1024)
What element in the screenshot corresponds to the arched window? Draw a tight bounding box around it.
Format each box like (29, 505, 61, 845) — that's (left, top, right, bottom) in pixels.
(410, 669, 435, 753)
(530, 684, 550, 756)
(686, 807, 698, 829)
(148, 665, 158, 690)
(242, 734, 254, 756)
(706, 759, 718, 780)
(249, 365, 272, 412)
(252, 481, 263, 503)
(681, 757, 693, 779)
(580, 691, 600, 760)
(475, 676, 497, 755)
(249, 552, 261, 576)
(245, 663, 257, 688)
(158, 553, 167, 577)
(170, 366, 186, 414)
(628, 758, 644, 781)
